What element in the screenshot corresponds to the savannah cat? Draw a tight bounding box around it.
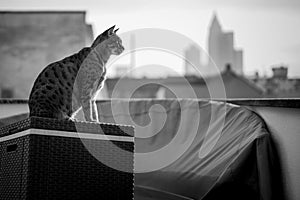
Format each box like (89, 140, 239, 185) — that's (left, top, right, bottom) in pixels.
(29, 25, 124, 122)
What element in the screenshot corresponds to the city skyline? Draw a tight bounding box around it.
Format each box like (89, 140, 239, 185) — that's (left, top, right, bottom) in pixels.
(184, 13, 243, 77)
(1, 0, 300, 77)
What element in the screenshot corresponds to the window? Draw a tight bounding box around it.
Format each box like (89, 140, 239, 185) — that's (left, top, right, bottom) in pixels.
(1, 88, 14, 98)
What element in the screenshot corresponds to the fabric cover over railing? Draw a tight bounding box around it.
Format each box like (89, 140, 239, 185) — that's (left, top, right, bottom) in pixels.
(0, 99, 284, 200)
(96, 99, 284, 200)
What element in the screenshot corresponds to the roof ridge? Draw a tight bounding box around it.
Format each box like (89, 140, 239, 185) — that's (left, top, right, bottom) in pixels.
(0, 10, 86, 14)
(225, 70, 264, 94)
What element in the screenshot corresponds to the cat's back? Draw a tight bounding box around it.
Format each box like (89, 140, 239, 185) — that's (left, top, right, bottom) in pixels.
(28, 48, 93, 119)
(29, 60, 74, 98)
(29, 48, 91, 98)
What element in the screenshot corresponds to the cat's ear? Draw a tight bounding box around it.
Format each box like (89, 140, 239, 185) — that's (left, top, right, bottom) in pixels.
(114, 28, 119, 33)
(102, 25, 115, 37)
(91, 25, 115, 48)
(108, 25, 116, 36)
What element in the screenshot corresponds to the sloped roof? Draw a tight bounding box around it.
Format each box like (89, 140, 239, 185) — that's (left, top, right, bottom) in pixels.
(0, 11, 86, 14)
(105, 69, 264, 99)
(221, 69, 264, 95)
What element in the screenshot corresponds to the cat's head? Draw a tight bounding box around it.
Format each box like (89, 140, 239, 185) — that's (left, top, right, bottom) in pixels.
(92, 25, 124, 55)
(105, 33, 124, 55)
(91, 25, 116, 48)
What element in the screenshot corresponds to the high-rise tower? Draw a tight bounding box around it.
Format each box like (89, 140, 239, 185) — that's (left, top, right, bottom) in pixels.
(208, 13, 243, 75)
(184, 44, 201, 76)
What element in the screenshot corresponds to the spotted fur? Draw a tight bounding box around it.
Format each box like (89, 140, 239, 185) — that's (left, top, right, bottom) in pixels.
(29, 25, 124, 122)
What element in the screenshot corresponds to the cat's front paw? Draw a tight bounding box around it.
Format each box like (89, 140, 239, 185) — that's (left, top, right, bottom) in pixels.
(90, 116, 99, 123)
(67, 117, 80, 122)
(91, 112, 99, 123)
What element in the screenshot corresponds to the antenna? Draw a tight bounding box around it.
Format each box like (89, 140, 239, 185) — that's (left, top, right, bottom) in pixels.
(130, 33, 136, 77)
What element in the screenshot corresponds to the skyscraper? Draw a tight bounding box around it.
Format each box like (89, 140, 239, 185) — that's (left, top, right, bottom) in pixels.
(208, 13, 243, 75)
(184, 44, 201, 76)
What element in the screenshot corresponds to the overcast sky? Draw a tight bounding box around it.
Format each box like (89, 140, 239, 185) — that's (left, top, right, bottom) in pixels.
(1, 0, 300, 77)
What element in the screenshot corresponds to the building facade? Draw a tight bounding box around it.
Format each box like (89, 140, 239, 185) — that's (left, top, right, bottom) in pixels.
(0, 11, 94, 98)
(184, 44, 202, 76)
(253, 66, 300, 97)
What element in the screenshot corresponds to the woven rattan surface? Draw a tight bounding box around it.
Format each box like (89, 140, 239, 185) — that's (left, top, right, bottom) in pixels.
(0, 118, 134, 200)
(0, 117, 134, 137)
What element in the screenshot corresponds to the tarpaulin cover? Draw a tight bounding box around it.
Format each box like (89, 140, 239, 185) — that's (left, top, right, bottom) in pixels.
(0, 99, 284, 200)
(96, 99, 284, 200)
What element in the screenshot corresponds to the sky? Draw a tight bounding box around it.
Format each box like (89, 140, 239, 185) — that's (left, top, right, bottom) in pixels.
(1, 0, 300, 77)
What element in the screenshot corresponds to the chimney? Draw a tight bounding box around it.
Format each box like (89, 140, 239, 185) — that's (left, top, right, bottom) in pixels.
(225, 63, 232, 72)
(130, 34, 136, 77)
(272, 66, 288, 79)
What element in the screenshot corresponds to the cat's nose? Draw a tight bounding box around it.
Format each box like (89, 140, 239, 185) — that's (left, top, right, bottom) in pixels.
(119, 46, 124, 53)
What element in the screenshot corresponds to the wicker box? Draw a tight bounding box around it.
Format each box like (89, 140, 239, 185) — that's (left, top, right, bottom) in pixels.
(0, 117, 134, 200)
